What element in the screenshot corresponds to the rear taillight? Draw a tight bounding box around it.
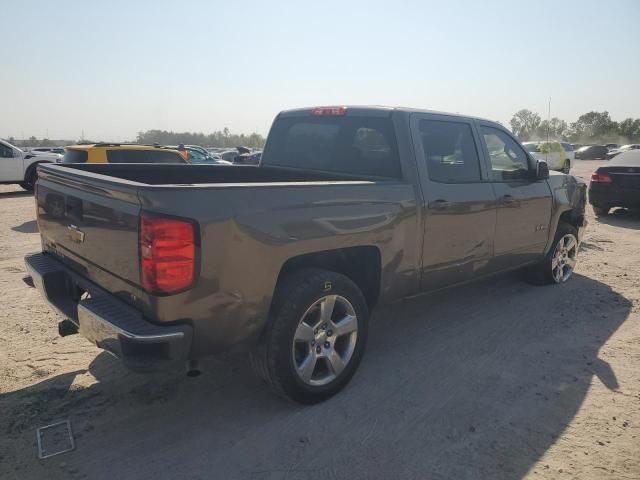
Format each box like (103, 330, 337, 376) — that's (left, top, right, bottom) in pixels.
(139, 214, 196, 294)
(590, 171, 612, 183)
(311, 106, 347, 116)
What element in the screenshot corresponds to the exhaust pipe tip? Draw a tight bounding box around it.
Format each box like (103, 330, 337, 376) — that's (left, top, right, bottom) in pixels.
(186, 360, 201, 377)
(58, 319, 79, 337)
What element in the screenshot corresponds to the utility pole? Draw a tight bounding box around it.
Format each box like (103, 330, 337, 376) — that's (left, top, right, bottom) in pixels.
(547, 97, 551, 144)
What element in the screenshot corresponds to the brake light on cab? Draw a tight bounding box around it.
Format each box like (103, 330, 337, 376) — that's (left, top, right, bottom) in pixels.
(139, 214, 196, 294)
(311, 106, 347, 116)
(590, 171, 612, 183)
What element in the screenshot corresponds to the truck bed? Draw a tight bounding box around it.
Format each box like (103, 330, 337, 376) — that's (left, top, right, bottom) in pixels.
(56, 163, 380, 185)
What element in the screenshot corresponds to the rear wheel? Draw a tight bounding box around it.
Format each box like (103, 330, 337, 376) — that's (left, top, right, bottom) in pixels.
(526, 222, 579, 285)
(592, 205, 609, 216)
(250, 268, 369, 404)
(563, 160, 571, 174)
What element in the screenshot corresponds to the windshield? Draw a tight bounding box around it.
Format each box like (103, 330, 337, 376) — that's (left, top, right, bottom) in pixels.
(523, 143, 539, 152)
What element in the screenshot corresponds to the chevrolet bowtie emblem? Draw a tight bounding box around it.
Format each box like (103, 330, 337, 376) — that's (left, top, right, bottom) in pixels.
(67, 224, 85, 243)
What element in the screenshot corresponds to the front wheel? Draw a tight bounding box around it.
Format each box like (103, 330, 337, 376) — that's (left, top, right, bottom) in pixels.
(563, 160, 571, 174)
(19, 169, 37, 191)
(250, 268, 369, 404)
(526, 222, 579, 285)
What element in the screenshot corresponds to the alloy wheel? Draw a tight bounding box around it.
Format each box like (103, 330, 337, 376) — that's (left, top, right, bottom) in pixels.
(551, 234, 578, 283)
(292, 295, 358, 386)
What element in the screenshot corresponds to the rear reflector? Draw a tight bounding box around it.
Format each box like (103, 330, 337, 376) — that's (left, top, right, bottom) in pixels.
(140, 214, 196, 294)
(591, 171, 612, 183)
(311, 106, 347, 116)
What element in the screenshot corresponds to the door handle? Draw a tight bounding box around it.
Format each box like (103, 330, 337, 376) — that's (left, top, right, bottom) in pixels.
(500, 194, 518, 207)
(431, 199, 453, 210)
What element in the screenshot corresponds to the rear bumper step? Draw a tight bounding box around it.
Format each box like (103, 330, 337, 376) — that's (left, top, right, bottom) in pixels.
(24, 252, 192, 371)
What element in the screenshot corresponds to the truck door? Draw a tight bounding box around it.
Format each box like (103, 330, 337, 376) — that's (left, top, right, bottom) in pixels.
(411, 114, 497, 291)
(0, 143, 22, 182)
(477, 123, 552, 269)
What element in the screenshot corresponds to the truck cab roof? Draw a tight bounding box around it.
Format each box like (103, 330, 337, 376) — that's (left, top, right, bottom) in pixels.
(278, 105, 499, 125)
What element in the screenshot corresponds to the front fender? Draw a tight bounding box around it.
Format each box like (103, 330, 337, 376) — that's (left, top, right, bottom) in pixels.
(544, 173, 587, 253)
(25, 160, 54, 179)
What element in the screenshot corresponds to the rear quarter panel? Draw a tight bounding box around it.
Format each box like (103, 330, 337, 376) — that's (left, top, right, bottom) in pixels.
(137, 181, 420, 356)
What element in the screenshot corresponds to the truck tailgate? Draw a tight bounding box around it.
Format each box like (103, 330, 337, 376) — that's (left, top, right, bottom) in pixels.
(36, 165, 142, 288)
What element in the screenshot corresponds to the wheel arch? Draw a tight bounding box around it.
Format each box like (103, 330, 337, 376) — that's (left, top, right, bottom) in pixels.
(24, 160, 53, 181)
(275, 246, 382, 310)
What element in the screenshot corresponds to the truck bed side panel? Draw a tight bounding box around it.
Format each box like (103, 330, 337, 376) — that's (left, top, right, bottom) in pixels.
(137, 181, 419, 356)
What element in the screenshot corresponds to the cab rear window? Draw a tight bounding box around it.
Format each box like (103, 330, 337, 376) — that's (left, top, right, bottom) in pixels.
(106, 150, 184, 163)
(62, 150, 88, 163)
(262, 116, 401, 178)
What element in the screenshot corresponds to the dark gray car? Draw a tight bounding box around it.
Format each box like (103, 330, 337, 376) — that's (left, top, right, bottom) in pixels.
(25, 106, 587, 403)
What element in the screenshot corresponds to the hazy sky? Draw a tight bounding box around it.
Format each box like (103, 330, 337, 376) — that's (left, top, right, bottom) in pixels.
(2, 0, 639, 141)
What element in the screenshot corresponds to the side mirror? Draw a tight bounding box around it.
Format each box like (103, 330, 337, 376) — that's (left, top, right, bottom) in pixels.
(536, 159, 549, 180)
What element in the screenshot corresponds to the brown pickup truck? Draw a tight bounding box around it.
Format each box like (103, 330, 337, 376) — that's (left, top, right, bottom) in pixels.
(25, 106, 587, 403)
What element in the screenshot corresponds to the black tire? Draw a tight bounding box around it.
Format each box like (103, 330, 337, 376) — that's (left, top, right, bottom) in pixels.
(592, 205, 609, 216)
(526, 222, 579, 285)
(563, 160, 571, 174)
(250, 268, 369, 404)
(19, 168, 37, 191)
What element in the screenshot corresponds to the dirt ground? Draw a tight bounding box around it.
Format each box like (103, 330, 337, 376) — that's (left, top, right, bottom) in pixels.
(0, 160, 638, 480)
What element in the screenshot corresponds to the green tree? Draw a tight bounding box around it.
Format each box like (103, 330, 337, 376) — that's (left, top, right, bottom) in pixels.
(568, 111, 618, 142)
(510, 109, 541, 141)
(136, 129, 266, 149)
(536, 117, 568, 140)
(618, 118, 640, 142)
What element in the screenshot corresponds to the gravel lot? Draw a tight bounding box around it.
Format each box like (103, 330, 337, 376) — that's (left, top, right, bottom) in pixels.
(1, 160, 638, 480)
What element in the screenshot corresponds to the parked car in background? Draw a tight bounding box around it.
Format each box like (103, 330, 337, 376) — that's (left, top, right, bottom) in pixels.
(522, 141, 570, 173)
(167, 145, 232, 164)
(0, 138, 62, 190)
(561, 142, 575, 163)
(575, 145, 608, 160)
(234, 151, 262, 165)
(31, 147, 66, 155)
(606, 144, 640, 160)
(25, 105, 587, 404)
(62, 143, 187, 164)
(216, 146, 262, 164)
(220, 150, 239, 162)
(589, 150, 640, 216)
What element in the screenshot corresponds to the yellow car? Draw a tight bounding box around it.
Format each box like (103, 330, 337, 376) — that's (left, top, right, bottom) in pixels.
(62, 143, 187, 164)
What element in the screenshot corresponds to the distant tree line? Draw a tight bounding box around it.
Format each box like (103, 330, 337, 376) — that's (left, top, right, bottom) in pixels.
(6, 136, 72, 148)
(136, 128, 266, 148)
(6, 127, 266, 149)
(510, 110, 640, 144)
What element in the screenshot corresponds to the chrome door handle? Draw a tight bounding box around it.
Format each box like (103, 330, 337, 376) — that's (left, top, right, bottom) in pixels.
(500, 194, 518, 207)
(431, 199, 453, 209)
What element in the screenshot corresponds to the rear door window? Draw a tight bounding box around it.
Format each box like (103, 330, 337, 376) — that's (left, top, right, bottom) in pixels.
(62, 150, 88, 163)
(418, 119, 482, 183)
(106, 150, 184, 163)
(262, 115, 401, 178)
